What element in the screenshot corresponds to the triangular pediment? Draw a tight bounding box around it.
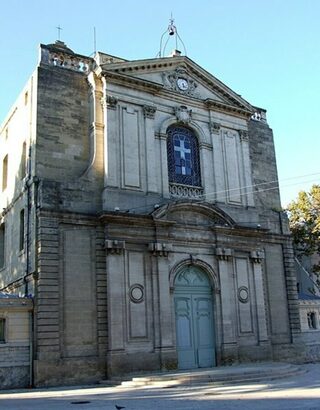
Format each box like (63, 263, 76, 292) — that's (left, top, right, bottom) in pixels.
(98, 55, 253, 113)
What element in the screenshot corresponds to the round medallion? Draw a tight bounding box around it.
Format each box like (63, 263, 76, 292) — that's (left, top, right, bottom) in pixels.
(177, 78, 189, 91)
(238, 286, 249, 303)
(130, 284, 144, 303)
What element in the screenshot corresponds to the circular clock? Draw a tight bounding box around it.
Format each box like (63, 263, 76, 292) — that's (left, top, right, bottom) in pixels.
(177, 78, 189, 91)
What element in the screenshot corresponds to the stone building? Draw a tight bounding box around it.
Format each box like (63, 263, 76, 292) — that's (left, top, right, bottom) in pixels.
(0, 293, 33, 388)
(0, 40, 304, 386)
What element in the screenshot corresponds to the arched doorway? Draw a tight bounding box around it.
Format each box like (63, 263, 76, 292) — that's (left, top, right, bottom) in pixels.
(174, 265, 216, 369)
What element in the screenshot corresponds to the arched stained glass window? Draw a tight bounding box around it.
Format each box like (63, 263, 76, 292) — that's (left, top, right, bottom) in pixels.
(167, 125, 201, 187)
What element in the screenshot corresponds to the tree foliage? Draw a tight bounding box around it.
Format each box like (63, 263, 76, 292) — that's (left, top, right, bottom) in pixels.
(287, 184, 320, 274)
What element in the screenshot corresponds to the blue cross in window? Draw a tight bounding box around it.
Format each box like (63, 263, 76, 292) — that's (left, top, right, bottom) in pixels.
(174, 139, 191, 175)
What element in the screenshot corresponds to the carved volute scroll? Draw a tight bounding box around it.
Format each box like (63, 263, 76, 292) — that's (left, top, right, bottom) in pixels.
(239, 129, 249, 142)
(209, 122, 221, 134)
(148, 242, 173, 257)
(143, 105, 157, 119)
(215, 247, 233, 261)
(105, 239, 125, 255)
(250, 250, 265, 263)
(105, 95, 118, 110)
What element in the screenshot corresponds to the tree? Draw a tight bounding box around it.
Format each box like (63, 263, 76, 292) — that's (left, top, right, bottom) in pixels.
(287, 184, 320, 276)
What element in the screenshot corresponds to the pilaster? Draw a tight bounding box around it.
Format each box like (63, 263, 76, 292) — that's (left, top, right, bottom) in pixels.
(148, 242, 176, 369)
(282, 240, 301, 336)
(239, 129, 254, 206)
(250, 250, 268, 343)
(105, 239, 126, 351)
(158, 133, 170, 198)
(216, 248, 237, 354)
(143, 105, 158, 193)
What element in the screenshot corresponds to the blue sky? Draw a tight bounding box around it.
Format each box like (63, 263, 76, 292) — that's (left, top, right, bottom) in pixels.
(1, 0, 319, 206)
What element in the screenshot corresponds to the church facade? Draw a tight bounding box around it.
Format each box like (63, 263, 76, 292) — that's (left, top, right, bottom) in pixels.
(0, 41, 303, 386)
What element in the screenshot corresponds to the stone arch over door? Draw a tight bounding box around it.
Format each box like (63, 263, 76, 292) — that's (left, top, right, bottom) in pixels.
(173, 264, 216, 369)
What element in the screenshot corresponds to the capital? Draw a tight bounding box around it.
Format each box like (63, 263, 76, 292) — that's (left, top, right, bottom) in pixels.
(143, 105, 157, 119)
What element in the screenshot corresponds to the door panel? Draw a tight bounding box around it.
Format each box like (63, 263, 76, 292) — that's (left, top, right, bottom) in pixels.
(194, 296, 215, 367)
(175, 296, 196, 369)
(175, 293, 215, 369)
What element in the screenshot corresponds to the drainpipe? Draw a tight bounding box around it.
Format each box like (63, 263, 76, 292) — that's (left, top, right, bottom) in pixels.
(29, 300, 34, 387)
(24, 146, 32, 298)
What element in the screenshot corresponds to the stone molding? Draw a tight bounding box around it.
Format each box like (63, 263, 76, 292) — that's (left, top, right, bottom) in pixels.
(162, 66, 198, 97)
(215, 247, 233, 261)
(105, 239, 125, 254)
(105, 95, 118, 109)
(199, 142, 213, 151)
(129, 284, 144, 303)
(239, 129, 249, 142)
(143, 105, 157, 119)
(238, 286, 250, 303)
(209, 122, 221, 134)
(148, 242, 173, 257)
(155, 132, 167, 140)
(250, 250, 265, 263)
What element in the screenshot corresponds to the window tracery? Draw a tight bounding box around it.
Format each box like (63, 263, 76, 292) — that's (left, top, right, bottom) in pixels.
(167, 125, 201, 187)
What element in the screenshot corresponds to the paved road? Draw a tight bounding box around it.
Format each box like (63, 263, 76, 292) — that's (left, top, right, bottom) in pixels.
(1, 364, 320, 410)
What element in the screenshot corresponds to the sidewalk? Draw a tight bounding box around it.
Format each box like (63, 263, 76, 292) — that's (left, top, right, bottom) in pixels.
(0, 362, 319, 410)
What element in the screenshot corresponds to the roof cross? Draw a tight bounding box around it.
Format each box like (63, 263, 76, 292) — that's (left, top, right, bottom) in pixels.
(56, 25, 63, 41)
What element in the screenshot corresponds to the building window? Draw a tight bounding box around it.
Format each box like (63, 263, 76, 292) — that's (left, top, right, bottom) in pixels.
(20, 142, 27, 179)
(307, 312, 317, 329)
(0, 319, 5, 343)
(167, 125, 201, 187)
(2, 155, 8, 191)
(19, 209, 25, 251)
(0, 224, 5, 269)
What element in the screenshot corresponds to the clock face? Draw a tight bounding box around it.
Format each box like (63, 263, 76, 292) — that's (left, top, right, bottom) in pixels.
(177, 78, 189, 91)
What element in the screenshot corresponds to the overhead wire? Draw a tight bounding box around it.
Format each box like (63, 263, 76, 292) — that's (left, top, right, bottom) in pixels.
(113, 171, 320, 214)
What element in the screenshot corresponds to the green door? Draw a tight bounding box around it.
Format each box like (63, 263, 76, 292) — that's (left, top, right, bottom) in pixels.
(174, 266, 215, 369)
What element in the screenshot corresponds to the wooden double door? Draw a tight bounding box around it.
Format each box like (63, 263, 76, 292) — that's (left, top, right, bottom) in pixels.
(174, 266, 216, 369)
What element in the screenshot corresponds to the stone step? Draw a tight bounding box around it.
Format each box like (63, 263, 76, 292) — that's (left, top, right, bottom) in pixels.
(117, 363, 306, 388)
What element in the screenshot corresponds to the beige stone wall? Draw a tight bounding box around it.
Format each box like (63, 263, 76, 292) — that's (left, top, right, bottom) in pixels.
(0, 74, 38, 293)
(101, 78, 256, 218)
(0, 297, 32, 389)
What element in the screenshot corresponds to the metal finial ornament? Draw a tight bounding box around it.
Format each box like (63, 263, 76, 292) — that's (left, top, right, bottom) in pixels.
(157, 16, 187, 58)
(168, 17, 176, 36)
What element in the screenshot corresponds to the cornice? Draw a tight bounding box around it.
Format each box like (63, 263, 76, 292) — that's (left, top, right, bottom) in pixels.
(101, 70, 163, 93)
(206, 99, 253, 118)
(97, 55, 254, 113)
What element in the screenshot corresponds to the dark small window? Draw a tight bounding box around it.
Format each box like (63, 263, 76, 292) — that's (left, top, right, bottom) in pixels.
(2, 155, 8, 191)
(167, 125, 201, 187)
(0, 224, 5, 269)
(307, 312, 317, 329)
(0, 318, 5, 343)
(20, 142, 27, 180)
(19, 209, 25, 251)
